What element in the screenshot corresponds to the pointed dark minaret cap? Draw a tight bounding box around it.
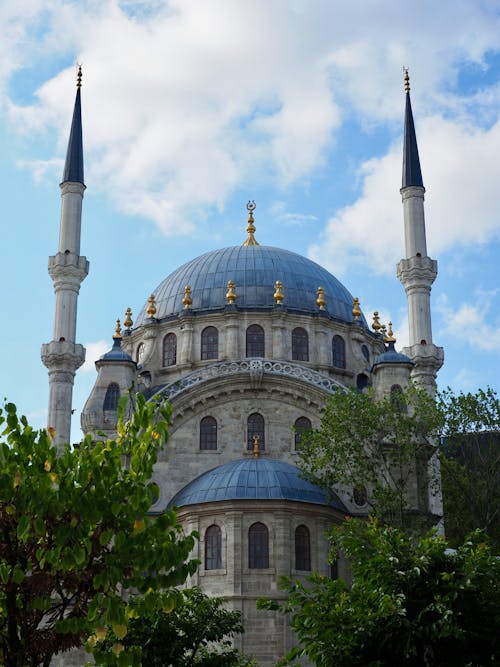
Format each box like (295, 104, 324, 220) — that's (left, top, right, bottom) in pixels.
(61, 66, 84, 186)
(402, 69, 423, 189)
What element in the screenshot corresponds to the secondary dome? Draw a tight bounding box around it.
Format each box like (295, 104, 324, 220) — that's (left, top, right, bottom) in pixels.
(136, 245, 366, 326)
(168, 458, 346, 511)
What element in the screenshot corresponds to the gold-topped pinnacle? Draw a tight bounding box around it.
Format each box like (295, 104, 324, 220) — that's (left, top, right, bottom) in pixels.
(386, 322, 396, 343)
(124, 307, 133, 330)
(77, 64, 82, 89)
(317, 286, 326, 310)
(274, 280, 284, 305)
(352, 297, 361, 321)
(380, 323, 387, 341)
(372, 311, 381, 333)
(252, 434, 260, 458)
(113, 318, 122, 339)
(404, 67, 410, 94)
(182, 284, 193, 309)
(226, 279, 237, 305)
(242, 201, 259, 246)
(146, 294, 157, 317)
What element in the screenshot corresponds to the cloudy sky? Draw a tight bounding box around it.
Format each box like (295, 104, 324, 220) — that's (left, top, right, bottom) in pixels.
(1, 0, 499, 442)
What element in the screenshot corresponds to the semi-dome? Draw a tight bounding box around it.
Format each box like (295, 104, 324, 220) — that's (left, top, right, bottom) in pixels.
(136, 245, 366, 326)
(168, 457, 346, 511)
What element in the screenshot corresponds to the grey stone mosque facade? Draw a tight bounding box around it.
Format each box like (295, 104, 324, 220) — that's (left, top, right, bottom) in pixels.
(43, 69, 443, 665)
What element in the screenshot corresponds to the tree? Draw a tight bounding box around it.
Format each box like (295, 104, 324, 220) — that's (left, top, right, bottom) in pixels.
(95, 587, 257, 666)
(438, 387, 500, 550)
(259, 520, 500, 667)
(298, 386, 443, 529)
(0, 396, 198, 667)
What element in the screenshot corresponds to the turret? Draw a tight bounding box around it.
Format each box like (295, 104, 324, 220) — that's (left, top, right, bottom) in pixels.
(396, 70, 444, 392)
(41, 67, 89, 449)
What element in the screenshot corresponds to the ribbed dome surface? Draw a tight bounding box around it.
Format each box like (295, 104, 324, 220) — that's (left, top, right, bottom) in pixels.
(168, 458, 346, 511)
(136, 245, 365, 326)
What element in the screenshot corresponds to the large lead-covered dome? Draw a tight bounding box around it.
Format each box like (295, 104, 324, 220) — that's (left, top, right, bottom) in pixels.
(136, 245, 366, 326)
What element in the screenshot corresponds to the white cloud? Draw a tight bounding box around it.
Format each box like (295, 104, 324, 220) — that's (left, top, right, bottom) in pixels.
(436, 294, 500, 352)
(82, 340, 109, 372)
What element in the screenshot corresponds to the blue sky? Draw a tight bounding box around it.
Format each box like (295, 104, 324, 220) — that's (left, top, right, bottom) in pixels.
(1, 0, 499, 442)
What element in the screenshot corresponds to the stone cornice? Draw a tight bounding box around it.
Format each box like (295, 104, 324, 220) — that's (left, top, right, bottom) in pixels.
(397, 256, 437, 289)
(48, 252, 89, 288)
(41, 341, 86, 372)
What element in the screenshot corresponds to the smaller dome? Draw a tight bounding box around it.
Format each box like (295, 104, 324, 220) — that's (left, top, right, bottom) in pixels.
(168, 458, 346, 511)
(99, 338, 134, 363)
(373, 342, 413, 366)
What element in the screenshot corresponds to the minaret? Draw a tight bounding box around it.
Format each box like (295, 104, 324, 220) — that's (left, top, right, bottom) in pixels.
(41, 66, 89, 448)
(396, 70, 444, 392)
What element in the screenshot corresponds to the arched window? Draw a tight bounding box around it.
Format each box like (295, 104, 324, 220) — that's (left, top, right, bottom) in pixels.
(205, 525, 222, 570)
(163, 333, 177, 367)
(103, 383, 120, 411)
(295, 525, 311, 571)
(391, 384, 407, 414)
(332, 335, 346, 368)
(247, 413, 265, 451)
(201, 326, 218, 360)
(356, 373, 369, 392)
(294, 416, 312, 450)
(361, 344, 370, 363)
(200, 416, 217, 450)
(248, 522, 269, 569)
(136, 343, 145, 364)
(292, 327, 309, 361)
(246, 324, 265, 358)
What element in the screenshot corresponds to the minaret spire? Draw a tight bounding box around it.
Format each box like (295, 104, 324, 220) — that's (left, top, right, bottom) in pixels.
(41, 66, 89, 449)
(396, 69, 443, 392)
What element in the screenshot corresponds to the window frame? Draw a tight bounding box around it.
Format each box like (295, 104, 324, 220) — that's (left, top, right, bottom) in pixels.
(163, 332, 177, 367)
(200, 416, 218, 451)
(204, 524, 222, 570)
(247, 413, 265, 451)
(103, 383, 120, 411)
(332, 335, 346, 369)
(246, 324, 265, 358)
(294, 525, 311, 571)
(292, 327, 309, 361)
(201, 326, 219, 360)
(248, 522, 269, 569)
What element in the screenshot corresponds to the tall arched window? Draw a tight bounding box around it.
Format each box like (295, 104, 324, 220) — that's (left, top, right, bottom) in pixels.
(295, 525, 311, 571)
(246, 324, 265, 358)
(292, 327, 309, 361)
(248, 522, 269, 569)
(247, 413, 265, 451)
(201, 326, 218, 360)
(103, 383, 120, 411)
(200, 416, 217, 450)
(332, 335, 346, 368)
(136, 343, 145, 364)
(294, 416, 312, 450)
(163, 333, 177, 367)
(205, 525, 222, 570)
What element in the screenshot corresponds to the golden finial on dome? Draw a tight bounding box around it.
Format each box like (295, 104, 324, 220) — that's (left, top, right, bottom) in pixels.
(182, 284, 193, 309)
(317, 286, 326, 310)
(113, 318, 122, 339)
(124, 307, 133, 331)
(386, 321, 396, 343)
(226, 279, 237, 305)
(242, 201, 259, 246)
(77, 64, 82, 89)
(404, 67, 410, 94)
(252, 434, 260, 458)
(352, 297, 361, 321)
(380, 323, 387, 341)
(274, 280, 284, 305)
(372, 311, 381, 333)
(146, 294, 157, 317)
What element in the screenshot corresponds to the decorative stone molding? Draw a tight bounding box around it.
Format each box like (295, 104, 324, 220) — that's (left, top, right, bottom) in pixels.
(48, 253, 89, 289)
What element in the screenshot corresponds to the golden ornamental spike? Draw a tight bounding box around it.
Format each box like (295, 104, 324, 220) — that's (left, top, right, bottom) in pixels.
(380, 323, 388, 341)
(372, 311, 381, 333)
(274, 280, 284, 305)
(77, 64, 82, 89)
(124, 307, 133, 330)
(146, 294, 157, 317)
(352, 297, 361, 321)
(113, 318, 122, 339)
(386, 322, 396, 343)
(252, 434, 260, 458)
(242, 201, 259, 246)
(404, 67, 410, 93)
(182, 284, 193, 309)
(316, 286, 326, 310)
(226, 279, 237, 305)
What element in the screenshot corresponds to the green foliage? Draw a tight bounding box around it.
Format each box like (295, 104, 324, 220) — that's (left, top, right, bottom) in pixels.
(94, 587, 257, 666)
(298, 386, 443, 528)
(438, 387, 500, 550)
(259, 520, 500, 667)
(0, 396, 198, 667)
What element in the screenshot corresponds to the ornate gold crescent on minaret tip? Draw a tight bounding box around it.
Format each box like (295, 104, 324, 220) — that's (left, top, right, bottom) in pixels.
(404, 67, 410, 93)
(226, 279, 237, 304)
(316, 286, 326, 310)
(147, 294, 157, 317)
(252, 434, 260, 458)
(77, 64, 82, 89)
(352, 297, 361, 321)
(386, 322, 396, 343)
(124, 307, 133, 330)
(372, 311, 381, 333)
(182, 284, 193, 309)
(243, 200, 259, 246)
(274, 280, 284, 305)
(113, 318, 122, 339)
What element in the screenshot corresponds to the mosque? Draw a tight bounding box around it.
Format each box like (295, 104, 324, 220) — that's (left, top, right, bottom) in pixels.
(42, 69, 444, 665)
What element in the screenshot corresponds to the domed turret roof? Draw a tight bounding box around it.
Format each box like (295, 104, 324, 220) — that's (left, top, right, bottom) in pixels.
(168, 458, 346, 511)
(135, 245, 366, 326)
